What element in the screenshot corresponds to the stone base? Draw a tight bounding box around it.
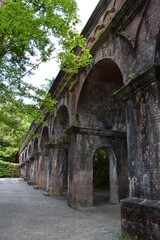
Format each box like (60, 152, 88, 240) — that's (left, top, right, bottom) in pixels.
(33, 185, 40, 190)
(43, 192, 50, 197)
(27, 181, 36, 186)
(68, 194, 93, 209)
(24, 177, 30, 181)
(121, 197, 160, 240)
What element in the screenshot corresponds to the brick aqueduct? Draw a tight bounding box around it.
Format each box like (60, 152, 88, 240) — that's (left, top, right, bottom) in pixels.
(18, 0, 160, 239)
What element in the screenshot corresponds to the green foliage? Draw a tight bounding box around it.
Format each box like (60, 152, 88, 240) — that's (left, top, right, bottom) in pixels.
(0, 101, 33, 162)
(0, 0, 92, 162)
(120, 235, 128, 240)
(0, 160, 20, 177)
(59, 45, 92, 73)
(96, 29, 104, 39)
(120, 234, 138, 240)
(93, 149, 109, 188)
(128, 73, 138, 80)
(0, 0, 92, 101)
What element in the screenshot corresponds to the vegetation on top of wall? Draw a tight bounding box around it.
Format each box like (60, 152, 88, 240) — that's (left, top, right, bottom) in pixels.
(0, 160, 20, 178)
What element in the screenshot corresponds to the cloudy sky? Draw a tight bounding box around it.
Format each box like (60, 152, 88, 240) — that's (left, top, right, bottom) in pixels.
(24, 0, 99, 87)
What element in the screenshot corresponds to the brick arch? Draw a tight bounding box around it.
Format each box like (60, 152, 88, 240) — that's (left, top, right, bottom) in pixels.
(33, 138, 39, 156)
(92, 145, 119, 204)
(49, 115, 55, 141)
(54, 105, 69, 144)
(55, 105, 69, 124)
(76, 58, 125, 131)
(20, 152, 24, 163)
(40, 126, 49, 150)
(24, 148, 28, 161)
(27, 143, 32, 159)
(91, 53, 126, 81)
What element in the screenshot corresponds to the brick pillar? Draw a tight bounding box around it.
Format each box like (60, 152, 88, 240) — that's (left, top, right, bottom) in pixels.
(26, 159, 31, 178)
(36, 150, 48, 189)
(118, 66, 160, 239)
(30, 157, 37, 184)
(20, 163, 25, 178)
(48, 143, 68, 195)
(67, 127, 94, 208)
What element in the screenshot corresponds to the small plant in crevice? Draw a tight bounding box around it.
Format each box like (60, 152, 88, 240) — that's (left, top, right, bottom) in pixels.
(128, 72, 138, 80)
(120, 234, 139, 240)
(96, 29, 104, 39)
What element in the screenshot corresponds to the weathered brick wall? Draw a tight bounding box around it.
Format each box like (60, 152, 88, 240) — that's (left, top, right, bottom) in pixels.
(30, 159, 37, 183)
(121, 198, 160, 240)
(36, 154, 47, 189)
(49, 147, 68, 195)
(120, 67, 160, 239)
(68, 128, 128, 208)
(127, 77, 160, 200)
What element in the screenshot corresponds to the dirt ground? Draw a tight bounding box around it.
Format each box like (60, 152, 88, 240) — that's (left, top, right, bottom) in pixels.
(0, 178, 120, 240)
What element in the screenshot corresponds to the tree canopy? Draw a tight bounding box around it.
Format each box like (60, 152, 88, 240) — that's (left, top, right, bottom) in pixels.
(0, 0, 92, 162)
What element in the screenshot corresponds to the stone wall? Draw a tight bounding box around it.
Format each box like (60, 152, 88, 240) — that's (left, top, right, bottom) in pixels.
(121, 198, 160, 240)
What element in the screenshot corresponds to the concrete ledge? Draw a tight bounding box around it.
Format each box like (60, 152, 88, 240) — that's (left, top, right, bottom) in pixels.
(47, 142, 69, 149)
(121, 197, 160, 240)
(114, 65, 160, 100)
(66, 126, 126, 138)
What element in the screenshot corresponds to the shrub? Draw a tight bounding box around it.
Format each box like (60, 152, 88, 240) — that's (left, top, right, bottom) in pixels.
(0, 160, 20, 178)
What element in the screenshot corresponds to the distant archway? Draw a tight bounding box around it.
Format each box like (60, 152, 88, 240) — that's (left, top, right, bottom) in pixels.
(40, 126, 49, 150)
(54, 105, 69, 192)
(28, 144, 32, 159)
(22, 153, 25, 163)
(93, 147, 119, 205)
(54, 105, 69, 144)
(24, 148, 27, 161)
(33, 138, 39, 156)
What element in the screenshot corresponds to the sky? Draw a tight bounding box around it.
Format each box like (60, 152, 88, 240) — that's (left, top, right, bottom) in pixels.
(24, 0, 100, 87)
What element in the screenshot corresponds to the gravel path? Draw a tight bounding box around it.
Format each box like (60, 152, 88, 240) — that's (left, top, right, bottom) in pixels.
(0, 178, 120, 240)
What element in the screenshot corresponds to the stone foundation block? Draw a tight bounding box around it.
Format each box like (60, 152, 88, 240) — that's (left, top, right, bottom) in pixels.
(121, 197, 160, 240)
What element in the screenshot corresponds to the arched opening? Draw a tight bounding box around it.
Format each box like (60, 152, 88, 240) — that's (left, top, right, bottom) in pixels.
(54, 105, 69, 193)
(70, 59, 127, 207)
(24, 149, 27, 161)
(40, 126, 49, 151)
(93, 148, 109, 205)
(93, 147, 119, 206)
(20, 153, 25, 177)
(77, 59, 125, 131)
(22, 153, 25, 162)
(28, 144, 32, 159)
(33, 138, 39, 156)
(55, 105, 69, 144)
(51, 128, 55, 143)
(24, 147, 30, 178)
